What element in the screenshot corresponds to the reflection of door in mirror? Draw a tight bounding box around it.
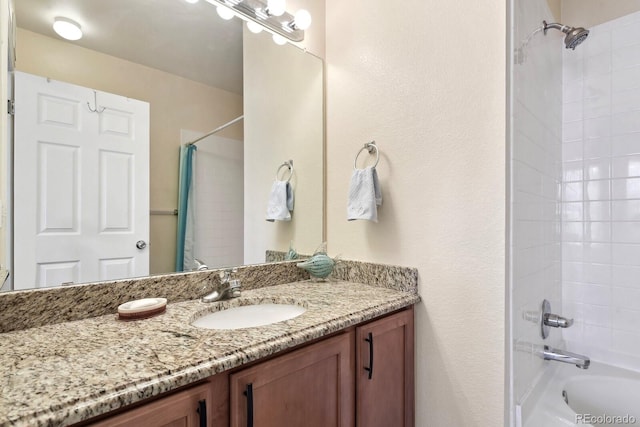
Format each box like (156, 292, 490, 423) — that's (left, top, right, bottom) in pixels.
(9, 21, 243, 289)
(13, 72, 150, 289)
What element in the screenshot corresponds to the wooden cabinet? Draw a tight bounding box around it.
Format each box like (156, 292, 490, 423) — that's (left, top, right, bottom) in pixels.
(229, 332, 355, 427)
(356, 309, 414, 427)
(88, 383, 211, 427)
(80, 308, 414, 427)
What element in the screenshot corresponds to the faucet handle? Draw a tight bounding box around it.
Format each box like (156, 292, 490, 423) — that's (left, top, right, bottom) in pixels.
(541, 299, 574, 339)
(544, 313, 574, 328)
(219, 267, 239, 279)
(229, 279, 241, 298)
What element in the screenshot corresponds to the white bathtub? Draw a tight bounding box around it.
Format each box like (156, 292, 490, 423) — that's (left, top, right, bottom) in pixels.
(523, 361, 640, 426)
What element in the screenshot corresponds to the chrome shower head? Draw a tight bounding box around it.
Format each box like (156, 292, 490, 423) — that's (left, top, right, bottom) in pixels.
(543, 21, 590, 50)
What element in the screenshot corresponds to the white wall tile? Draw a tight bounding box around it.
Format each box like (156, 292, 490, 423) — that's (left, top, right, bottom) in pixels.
(612, 134, 640, 156)
(612, 155, 640, 178)
(612, 329, 640, 355)
(612, 88, 640, 115)
(612, 222, 640, 243)
(585, 29, 611, 59)
(612, 243, 640, 266)
(561, 12, 640, 372)
(585, 118, 611, 140)
(612, 22, 640, 50)
(584, 52, 612, 78)
(613, 44, 640, 71)
(612, 67, 640, 92)
(612, 177, 640, 199)
(612, 265, 640, 288)
(562, 122, 584, 144)
(585, 201, 611, 221)
(612, 110, 640, 135)
(584, 158, 611, 180)
(585, 180, 610, 201)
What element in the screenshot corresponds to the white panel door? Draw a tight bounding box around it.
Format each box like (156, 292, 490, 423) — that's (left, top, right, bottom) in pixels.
(13, 72, 149, 289)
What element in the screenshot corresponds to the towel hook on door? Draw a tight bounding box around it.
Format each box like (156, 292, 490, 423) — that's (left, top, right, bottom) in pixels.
(87, 91, 106, 114)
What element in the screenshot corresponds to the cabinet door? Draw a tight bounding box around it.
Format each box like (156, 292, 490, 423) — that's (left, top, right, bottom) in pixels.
(88, 383, 210, 427)
(230, 332, 355, 427)
(356, 308, 414, 427)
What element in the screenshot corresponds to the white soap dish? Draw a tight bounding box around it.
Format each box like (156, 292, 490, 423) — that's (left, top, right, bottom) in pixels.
(118, 298, 167, 321)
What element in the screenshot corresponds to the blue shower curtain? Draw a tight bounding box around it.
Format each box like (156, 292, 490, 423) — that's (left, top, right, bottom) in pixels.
(175, 144, 197, 272)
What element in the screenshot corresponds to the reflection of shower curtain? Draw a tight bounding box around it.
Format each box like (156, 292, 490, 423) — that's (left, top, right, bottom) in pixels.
(175, 144, 197, 272)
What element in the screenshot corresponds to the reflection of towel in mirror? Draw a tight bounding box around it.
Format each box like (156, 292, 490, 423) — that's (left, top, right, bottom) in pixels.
(347, 166, 382, 222)
(266, 180, 294, 221)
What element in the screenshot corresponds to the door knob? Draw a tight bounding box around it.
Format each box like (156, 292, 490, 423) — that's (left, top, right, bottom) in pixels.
(136, 240, 147, 249)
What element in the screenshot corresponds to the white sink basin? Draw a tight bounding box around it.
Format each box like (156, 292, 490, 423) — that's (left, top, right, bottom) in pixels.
(192, 303, 306, 330)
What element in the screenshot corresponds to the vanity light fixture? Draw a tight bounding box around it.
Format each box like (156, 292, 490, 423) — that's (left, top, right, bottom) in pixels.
(272, 34, 287, 45)
(290, 9, 311, 30)
(266, 0, 286, 16)
(246, 20, 263, 34)
(184, 0, 200, 3)
(216, 5, 235, 20)
(52, 17, 83, 41)
(204, 0, 309, 43)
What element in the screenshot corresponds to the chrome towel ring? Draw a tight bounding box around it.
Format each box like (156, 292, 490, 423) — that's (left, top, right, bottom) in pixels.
(354, 141, 379, 169)
(276, 160, 294, 182)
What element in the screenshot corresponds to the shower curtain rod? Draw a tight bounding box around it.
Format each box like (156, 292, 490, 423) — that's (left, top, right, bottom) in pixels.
(186, 115, 244, 146)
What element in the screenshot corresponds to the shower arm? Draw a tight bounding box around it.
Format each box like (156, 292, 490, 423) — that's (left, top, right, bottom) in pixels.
(543, 21, 570, 35)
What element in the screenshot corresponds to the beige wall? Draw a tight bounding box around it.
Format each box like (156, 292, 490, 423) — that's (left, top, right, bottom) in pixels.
(547, 0, 562, 20)
(243, 28, 324, 262)
(14, 28, 242, 275)
(562, 0, 640, 27)
(325, 0, 506, 425)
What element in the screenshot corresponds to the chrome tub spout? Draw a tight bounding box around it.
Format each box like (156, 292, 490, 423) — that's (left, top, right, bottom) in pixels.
(543, 345, 590, 369)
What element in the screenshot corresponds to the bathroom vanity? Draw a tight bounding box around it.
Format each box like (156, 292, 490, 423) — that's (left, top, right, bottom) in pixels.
(87, 308, 413, 427)
(0, 260, 419, 427)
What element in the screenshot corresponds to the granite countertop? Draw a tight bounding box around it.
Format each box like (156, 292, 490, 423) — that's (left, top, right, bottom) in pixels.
(0, 280, 420, 427)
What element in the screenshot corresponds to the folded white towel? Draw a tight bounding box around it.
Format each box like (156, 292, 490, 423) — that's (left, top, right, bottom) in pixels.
(347, 166, 382, 222)
(266, 180, 294, 222)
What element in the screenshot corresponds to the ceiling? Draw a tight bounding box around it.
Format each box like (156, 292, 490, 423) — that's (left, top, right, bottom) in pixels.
(14, 0, 244, 94)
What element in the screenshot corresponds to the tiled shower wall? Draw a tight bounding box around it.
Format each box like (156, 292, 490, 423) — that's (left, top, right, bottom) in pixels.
(561, 10, 640, 370)
(511, 0, 563, 406)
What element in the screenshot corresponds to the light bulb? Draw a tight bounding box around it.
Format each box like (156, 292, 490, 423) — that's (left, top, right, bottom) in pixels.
(53, 17, 83, 41)
(272, 34, 287, 45)
(246, 21, 263, 34)
(184, 0, 199, 3)
(267, 0, 286, 16)
(216, 5, 235, 20)
(293, 9, 311, 30)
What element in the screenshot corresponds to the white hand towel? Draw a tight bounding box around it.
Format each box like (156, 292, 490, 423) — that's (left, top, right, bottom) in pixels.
(347, 166, 382, 222)
(266, 180, 294, 221)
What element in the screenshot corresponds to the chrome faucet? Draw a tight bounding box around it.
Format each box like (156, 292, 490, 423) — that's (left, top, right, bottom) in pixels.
(542, 345, 590, 369)
(541, 299, 574, 339)
(201, 268, 241, 303)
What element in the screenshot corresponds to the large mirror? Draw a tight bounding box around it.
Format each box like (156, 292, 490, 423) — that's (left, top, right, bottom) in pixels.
(2, 0, 324, 291)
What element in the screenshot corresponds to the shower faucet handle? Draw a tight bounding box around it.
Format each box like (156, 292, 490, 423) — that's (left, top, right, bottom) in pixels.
(540, 299, 574, 339)
(543, 313, 574, 329)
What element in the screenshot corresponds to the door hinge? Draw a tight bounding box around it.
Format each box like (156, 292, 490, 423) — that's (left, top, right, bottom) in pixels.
(7, 100, 14, 116)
